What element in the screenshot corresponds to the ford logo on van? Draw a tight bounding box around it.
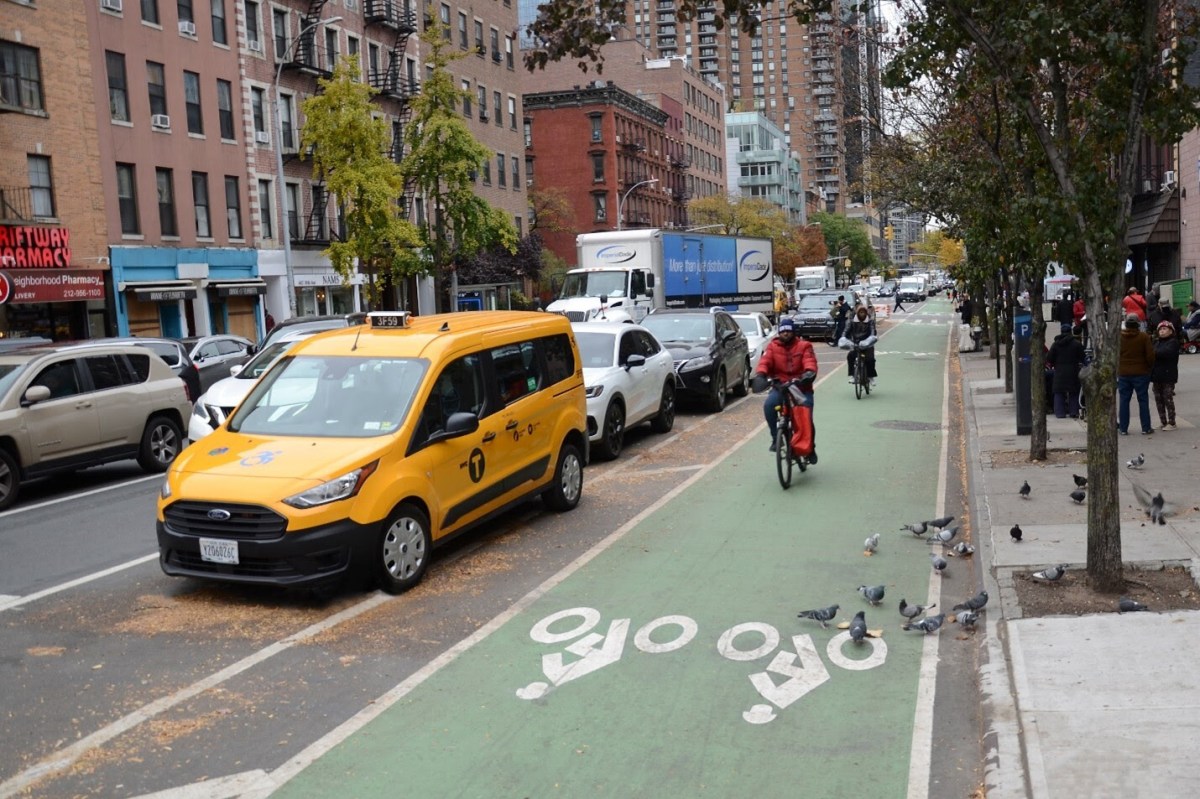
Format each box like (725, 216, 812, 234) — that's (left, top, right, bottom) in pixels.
(207, 509, 232, 521)
(595, 245, 637, 264)
(739, 249, 772, 282)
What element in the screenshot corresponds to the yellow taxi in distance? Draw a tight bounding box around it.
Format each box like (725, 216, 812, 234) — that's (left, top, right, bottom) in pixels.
(156, 311, 588, 594)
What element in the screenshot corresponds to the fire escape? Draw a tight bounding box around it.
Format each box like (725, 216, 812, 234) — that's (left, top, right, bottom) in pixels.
(365, 0, 420, 218)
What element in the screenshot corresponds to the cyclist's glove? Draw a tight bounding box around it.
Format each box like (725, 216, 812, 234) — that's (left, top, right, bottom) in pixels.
(797, 370, 817, 390)
(751, 373, 769, 394)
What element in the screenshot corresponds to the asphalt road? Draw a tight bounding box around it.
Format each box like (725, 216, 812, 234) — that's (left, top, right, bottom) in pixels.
(0, 299, 982, 799)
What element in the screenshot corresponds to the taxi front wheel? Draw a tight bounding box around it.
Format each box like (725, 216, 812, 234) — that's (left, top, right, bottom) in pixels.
(377, 503, 432, 594)
(543, 442, 583, 512)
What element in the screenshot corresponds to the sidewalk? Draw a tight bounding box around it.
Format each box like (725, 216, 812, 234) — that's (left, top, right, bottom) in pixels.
(959, 345, 1200, 798)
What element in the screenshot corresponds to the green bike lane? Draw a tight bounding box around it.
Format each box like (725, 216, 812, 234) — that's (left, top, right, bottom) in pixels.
(272, 305, 954, 799)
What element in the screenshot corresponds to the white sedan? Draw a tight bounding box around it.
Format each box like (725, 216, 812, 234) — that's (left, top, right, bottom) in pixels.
(572, 322, 677, 460)
(731, 312, 778, 369)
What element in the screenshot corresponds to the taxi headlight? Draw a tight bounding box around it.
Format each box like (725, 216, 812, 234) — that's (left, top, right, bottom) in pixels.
(282, 461, 379, 508)
(160, 478, 172, 499)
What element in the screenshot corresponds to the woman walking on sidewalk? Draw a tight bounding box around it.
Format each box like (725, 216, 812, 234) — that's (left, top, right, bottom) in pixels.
(1118, 313, 1156, 435)
(1151, 320, 1180, 430)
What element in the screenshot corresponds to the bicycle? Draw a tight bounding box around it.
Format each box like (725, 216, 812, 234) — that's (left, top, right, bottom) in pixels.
(849, 342, 872, 400)
(770, 377, 812, 489)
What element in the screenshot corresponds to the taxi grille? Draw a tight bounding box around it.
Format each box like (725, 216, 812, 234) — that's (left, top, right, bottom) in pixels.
(164, 501, 287, 540)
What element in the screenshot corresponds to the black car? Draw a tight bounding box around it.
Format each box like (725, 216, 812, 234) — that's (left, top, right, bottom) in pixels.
(72, 337, 202, 402)
(791, 291, 842, 343)
(640, 308, 752, 412)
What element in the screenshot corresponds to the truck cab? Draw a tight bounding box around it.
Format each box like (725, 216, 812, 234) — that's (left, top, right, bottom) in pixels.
(546, 267, 654, 323)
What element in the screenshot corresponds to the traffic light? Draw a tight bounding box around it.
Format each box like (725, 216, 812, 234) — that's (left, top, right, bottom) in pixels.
(884, 225, 894, 241)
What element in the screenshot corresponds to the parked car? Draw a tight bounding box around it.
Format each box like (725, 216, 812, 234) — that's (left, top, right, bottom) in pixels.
(188, 329, 319, 442)
(572, 321, 676, 459)
(181, 335, 253, 393)
(74, 337, 201, 402)
(791, 291, 843, 343)
(639, 308, 751, 412)
(731, 312, 777, 369)
(0, 341, 191, 510)
(258, 312, 368, 352)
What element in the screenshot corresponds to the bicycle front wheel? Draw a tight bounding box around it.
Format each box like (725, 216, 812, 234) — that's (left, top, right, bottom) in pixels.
(775, 415, 794, 489)
(854, 356, 864, 400)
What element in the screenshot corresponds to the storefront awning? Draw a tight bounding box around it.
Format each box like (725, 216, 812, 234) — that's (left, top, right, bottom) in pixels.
(1126, 189, 1179, 247)
(121, 280, 198, 302)
(210, 279, 267, 297)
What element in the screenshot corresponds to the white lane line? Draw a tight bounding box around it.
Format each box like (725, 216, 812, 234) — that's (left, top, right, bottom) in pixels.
(0, 473, 160, 519)
(907, 322, 953, 799)
(128, 770, 271, 799)
(0, 592, 393, 799)
(0, 553, 159, 612)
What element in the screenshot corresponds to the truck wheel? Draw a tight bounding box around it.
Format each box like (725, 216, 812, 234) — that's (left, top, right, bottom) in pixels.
(731, 358, 751, 397)
(137, 416, 184, 472)
(649, 382, 676, 433)
(0, 449, 19, 512)
(708, 367, 727, 413)
(377, 503, 431, 594)
(544, 441, 584, 512)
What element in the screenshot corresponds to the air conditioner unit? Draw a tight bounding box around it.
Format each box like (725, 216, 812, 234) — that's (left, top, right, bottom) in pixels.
(255, 131, 270, 144)
(478, 112, 488, 121)
(151, 114, 171, 129)
(178, 20, 196, 36)
(247, 38, 263, 53)
(101, 0, 122, 12)
(1163, 170, 1176, 187)
(615, 135, 622, 143)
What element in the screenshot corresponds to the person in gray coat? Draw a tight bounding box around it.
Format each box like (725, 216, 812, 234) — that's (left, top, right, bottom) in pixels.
(1047, 323, 1086, 418)
(1151, 320, 1181, 430)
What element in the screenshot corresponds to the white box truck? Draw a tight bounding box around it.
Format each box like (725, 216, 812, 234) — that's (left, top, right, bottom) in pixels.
(795, 265, 836, 296)
(547, 229, 775, 322)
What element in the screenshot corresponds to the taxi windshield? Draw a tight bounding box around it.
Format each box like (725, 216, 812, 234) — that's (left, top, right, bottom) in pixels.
(229, 355, 427, 438)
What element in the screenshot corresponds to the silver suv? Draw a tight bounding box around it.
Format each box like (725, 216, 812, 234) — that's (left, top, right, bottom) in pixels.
(0, 342, 191, 510)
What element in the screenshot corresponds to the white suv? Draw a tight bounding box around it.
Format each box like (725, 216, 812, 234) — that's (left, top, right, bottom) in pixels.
(0, 342, 191, 510)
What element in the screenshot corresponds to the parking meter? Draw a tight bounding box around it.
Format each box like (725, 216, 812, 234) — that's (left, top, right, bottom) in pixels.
(1014, 311, 1032, 435)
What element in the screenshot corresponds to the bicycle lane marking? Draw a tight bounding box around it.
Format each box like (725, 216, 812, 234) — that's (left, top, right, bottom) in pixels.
(262, 321, 953, 799)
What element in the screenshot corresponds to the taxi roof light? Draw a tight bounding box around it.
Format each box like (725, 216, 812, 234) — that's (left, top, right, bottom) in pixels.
(368, 311, 412, 329)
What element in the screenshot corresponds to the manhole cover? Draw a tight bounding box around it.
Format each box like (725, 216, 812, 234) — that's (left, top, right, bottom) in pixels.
(873, 420, 943, 431)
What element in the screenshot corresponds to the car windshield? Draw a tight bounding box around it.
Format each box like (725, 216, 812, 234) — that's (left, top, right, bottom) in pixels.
(558, 272, 627, 300)
(797, 294, 838, 312)
(640, 315, 712, 344)
(238, 338, 307, 379)
(574, 332, 617, 368)
(0, 362, 27, 399)
(229, 355, 427, 438)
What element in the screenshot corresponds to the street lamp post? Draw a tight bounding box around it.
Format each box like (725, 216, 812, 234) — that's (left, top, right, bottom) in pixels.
(274, 15, 341, 320)
(617, 178, 658, 231)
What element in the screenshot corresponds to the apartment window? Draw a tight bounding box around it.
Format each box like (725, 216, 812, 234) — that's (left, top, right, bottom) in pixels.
(192, 172, 211, 238)
(0, 42, 44, 113)
(211, 0, 228, 45)
(325, 27, 338, 68)
(593, 194, 607, 222)
(482, 159, 491, 185)
(225, 176, 242, 238)
(474, 20, 483, 51)
(141, 0, 160, 24)
(461, 79, 472, 117)
(184, 71, 203, 134)
(493, 91, 501, 126)
(157, 168, 178, 237)
(147, 61, 167, 116)
(514, 215, 521, 236)
(177, 0, 194, 23)
(258, 179, 273, 240)
(116, 163, 140, 235)
(505, 35, 514, 69)
(524, 119, 532, 148)
(440, 4, 451, 40)
(250, 87, 266, 138)
(524, 156, 533, 186)
(273, 9, 289, 59)
(106, 52, 129, 122)
(458, 12, 468, 48)
(347, 36, 359, 73)
(477, 85, 487, 119)
(285, 183, 299, 238)
(246, 1, 263, 49)
(497, 154, 506, 187)
(511, 155, 519, 189)
(507, 95, 516, 129)
(592, 153, 604, 182)
(280, 93, 295, 149)
(589, 115, 602, 142)
(28, 156, 55, 218)
(216, 79, 234, 139)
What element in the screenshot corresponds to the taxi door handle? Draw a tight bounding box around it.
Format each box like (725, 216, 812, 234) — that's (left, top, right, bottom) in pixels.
(482, 431, 496, 443)
(505, 420, 519, 431)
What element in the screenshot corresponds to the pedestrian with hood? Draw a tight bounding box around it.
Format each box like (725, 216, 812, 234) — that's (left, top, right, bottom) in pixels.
(1047, 322, 1086, 418)
(1151, 320, 1180, 430)
(1118, 312, 1157, 435)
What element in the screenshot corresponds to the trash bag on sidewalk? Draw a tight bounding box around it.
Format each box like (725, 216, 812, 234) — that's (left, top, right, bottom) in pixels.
(958, 323, 976, 352)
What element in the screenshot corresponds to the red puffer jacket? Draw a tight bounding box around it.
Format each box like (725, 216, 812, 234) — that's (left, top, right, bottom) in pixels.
(756, 336, 818, 383)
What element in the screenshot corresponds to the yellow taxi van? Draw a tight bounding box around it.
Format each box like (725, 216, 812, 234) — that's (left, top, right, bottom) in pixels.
(156, 310, 588, 594)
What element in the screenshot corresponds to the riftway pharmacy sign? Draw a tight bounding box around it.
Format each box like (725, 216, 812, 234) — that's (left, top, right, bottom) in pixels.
(0, 225, 73, 268)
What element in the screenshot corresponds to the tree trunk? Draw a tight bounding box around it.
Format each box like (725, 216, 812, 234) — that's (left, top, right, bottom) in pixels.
(1028, 276, 1048, 460)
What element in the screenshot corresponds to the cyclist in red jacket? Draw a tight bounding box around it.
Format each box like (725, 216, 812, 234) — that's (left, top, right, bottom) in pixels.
(751, 317, 819, 459)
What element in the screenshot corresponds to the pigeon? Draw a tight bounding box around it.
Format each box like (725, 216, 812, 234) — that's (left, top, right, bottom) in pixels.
(928, 515, 956, 530)
(926, 524, 961, 545)
(903, 612, 946, 634)
(848, 610, 868, 643)
(1118, 597, 1149, 613)
(863, 533, 880, 556)
(797, 604, 840, 628)
(931, 552, 948, 575)
(1072, 474, 1088, 488)
(952, 610, 979, 629)
(953, 590, 989, 612)
(1010, 524, 1023, 543)
(1019, 480, 1031, 499)
(1070, 489, 1086, 505)
(1132, 484, 1171, 525)
(858, 584, 886, 605)
(900, 520, 930, 536)
(951, 541, 975, 557)
(899, 599, 934, 620)
(1126, 453, 1145, 469)
(1031, 564, 1068, 582)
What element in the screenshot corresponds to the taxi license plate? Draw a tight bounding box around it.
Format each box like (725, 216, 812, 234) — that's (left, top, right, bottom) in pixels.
(199, 537, 239, 565)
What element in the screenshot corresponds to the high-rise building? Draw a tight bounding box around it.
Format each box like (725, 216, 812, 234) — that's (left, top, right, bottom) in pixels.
(724, 111, 805, 223)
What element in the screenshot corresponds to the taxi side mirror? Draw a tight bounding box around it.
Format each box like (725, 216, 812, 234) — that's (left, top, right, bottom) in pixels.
(428, 411, 479, 444)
